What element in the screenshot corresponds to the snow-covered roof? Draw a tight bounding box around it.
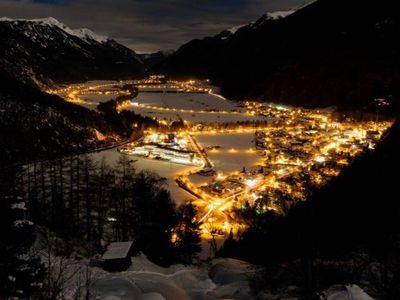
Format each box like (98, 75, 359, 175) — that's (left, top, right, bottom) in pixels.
(250, 10, 296, 29)
(102, 241, 133, 260)
(11, 202, 27, 210)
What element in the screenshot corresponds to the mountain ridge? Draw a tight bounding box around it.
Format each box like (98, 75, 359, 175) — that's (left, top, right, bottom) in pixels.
(156, 0, 400, 111)
(0, 17, 145, 88)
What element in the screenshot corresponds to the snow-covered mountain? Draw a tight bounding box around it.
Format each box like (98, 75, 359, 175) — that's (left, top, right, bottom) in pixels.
(0, 17, 109, 44)
(0, 17, 145, 87)
(249, 10, 295, 29)
(221, 9, 295, 39)
(156, 0, 400, 110)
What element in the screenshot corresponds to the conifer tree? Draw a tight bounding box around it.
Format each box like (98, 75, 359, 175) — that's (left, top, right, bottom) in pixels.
(174, 203, 202, 264)
(0, 166, 45, 299)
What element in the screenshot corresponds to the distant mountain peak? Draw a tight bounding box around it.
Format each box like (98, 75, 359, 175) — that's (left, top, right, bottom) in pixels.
(0, 16, 109, 43)
(157, 0, 400, 109)
(250, 10, 296, 29)
(227, 24, 247, 35)
(0, 16, 144, 86)
(221, 9, 296, 39)
(266, 10, 296, 20)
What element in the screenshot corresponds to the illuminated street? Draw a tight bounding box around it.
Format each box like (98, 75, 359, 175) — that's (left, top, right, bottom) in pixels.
(52, 77, 393, 240)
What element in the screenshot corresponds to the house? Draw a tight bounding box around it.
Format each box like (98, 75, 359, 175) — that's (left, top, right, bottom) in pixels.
(102, 241, 133, 271)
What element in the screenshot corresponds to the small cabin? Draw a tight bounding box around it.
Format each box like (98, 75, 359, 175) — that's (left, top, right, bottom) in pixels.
(102, 241, 133, 271)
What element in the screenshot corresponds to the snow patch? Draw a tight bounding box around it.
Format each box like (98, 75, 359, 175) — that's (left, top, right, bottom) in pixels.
(324, 284, 374, 300)
(267, 10, 296, 20)
(209, 258, 261, 285)
(227, 24, 246, 34)
(72, 27, 109, 43)
(13, 219, 34, 227)
(250, 10, 296, 29)
(11, 202, 27, 210)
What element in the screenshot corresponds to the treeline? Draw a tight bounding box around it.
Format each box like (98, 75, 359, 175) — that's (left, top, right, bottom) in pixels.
(10, 154, 201, 266)
(0, 165, 46, 299)
(1, 150, 202, 298)
(0, 73, 148, 166)
(0, 74, 165, 165)
(97, 96, 161, 137)
(0, 74, 118, 163)
(218, 120, 400, 299)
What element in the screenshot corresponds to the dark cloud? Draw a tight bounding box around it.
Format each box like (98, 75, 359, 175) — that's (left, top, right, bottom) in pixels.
(0, 0, 311, 53)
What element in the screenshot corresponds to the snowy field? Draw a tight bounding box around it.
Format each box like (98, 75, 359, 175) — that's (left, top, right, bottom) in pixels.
(91, 132, 264, 205)
(62, 80, 268, 124)
(61, 82, 267, 204)
(128, 92, 267, 124)
(130, 106, 266, 123)
(195, 132, 263, 173)
(133, 92, 238, 111)
(185, 132, 263, 190)
(91, 149, 199, 205)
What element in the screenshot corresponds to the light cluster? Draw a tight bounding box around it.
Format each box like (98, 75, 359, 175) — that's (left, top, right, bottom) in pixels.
(176, 102, 391, 239)
(50, 78, 393, 241)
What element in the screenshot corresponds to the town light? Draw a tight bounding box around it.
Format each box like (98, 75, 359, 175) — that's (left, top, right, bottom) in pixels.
(245, 179, 258, 189)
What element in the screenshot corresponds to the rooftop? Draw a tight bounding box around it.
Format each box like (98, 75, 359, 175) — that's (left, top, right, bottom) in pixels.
(102, 241, 133, 260)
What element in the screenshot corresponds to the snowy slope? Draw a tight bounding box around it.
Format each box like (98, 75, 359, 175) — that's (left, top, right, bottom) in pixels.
(157, 0, 400, 109)
(0, 74, 116, 163)
(0, 17, 144, 87)
(224, 10, 295, 37)
(63, 254, 262, 300)
(0, 17, 109, 43)
(56, 254, 375, 300)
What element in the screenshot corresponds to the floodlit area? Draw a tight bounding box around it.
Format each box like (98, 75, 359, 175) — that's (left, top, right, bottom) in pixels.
(119, 131, 204, 167)
(53, 76, 393, 241)
(176, 104, 391, 239)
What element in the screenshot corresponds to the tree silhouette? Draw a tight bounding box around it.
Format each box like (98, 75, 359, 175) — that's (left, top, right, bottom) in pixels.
(174, 203, 202, 264)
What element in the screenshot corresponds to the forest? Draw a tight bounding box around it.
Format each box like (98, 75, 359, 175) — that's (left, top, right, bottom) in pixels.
(0, 154, 201, 299)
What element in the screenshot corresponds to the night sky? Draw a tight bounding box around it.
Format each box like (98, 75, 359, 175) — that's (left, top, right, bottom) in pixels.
(0, 0, 310, 53)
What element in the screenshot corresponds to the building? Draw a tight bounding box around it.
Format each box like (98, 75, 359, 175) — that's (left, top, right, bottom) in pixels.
(102, 241, 134, 271)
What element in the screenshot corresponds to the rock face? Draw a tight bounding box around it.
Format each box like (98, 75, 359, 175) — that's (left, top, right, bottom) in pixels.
(156, 0, 400, 110)
(0, 17, 145, 87)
